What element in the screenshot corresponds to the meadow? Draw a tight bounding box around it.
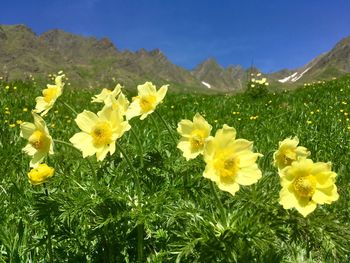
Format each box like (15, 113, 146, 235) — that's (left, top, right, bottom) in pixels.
(0, 74, 350, 262)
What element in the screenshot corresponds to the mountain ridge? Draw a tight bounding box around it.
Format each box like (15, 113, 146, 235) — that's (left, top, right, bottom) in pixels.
(1, 24, 350, 92)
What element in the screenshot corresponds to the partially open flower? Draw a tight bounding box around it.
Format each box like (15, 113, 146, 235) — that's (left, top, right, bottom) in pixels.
(20, 112, 54, 167)
(274, 137, 310, 170)
(28, 164, 54, 185)
(34, 75, 64, 116)
(177, 113, 212, 160)
(126, 82, 168, 120)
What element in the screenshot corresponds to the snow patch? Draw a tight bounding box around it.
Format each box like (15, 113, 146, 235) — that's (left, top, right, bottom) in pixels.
(278, 72, 297, 83)
(278, 67, 311, 83)
(201, 81, 211, 89)
(291, 67, 310, 82)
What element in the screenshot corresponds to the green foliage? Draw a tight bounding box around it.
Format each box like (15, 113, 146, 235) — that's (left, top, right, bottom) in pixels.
(0, 76, 350, 262)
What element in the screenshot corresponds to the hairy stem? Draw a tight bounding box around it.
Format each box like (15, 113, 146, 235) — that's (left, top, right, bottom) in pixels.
(60, 101, 78, 115)
(43, 184, 53, 263)
(210, 182, 227, 226)
(154, 110, 177, 144)
(116, 142, 143, 263)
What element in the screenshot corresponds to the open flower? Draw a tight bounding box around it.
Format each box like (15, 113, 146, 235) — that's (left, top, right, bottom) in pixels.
(20, 112, 54, 167)
(91, 84, 122, 103)
(274, 137, 310, 170)
(126, 82, 168, 120)
(177, 113, 212, 160)
(203, 124, 262, 196)
(70, 105, 130, 161)
(28, 164, 54, 185)
(34, 74, 65, 116)
(279, 158, 339, 217)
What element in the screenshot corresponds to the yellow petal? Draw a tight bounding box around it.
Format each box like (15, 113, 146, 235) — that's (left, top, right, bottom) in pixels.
(279, 186, 298, 209)
(20, 122, 36, 139)
(156, 85, 168, 103)
(177, 119, 194, 136)
(138, 82, 156, 96)
(295, 198, 317, 217)
(312, 186, 339, 204)
(217, 181, 240, 196)
(126, 100, 142, 120)
(69, 132, 96, 158)
(235, 165, 262, 186)
(75, 111, 99, 133)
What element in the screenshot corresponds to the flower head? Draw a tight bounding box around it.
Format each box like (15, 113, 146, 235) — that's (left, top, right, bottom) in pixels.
(20, 112, 54, 167)
(70, 105, 130, 161)
(274, 137, 310, 170)
(203, 124, 262, 196)
(279, 158, 339, 217)
(28, 164, 54, 185)
(101, 89, 130, 116)
(91, 84, 122, 103)
(34, 74, 65, 116)
(177, 113, 212, 160)
(126, 82, 168, 120)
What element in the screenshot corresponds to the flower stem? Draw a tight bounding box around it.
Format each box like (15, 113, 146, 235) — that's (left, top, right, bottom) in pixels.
(60, 101, 78, 115)
(130, 128, 144, 168)
(210, 182, 227, 226)
(53, 139, 96, 177)
(43, 184, 53, 263)
(116, 142, 143, 263)
(154, 110, 177, 144)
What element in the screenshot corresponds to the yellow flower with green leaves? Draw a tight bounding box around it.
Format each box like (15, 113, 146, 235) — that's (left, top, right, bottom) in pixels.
(70, 105, 130, 161)
(28, 164, 54, 185)
(279, 158, 339, 217)
(91, 84, 122, 103)
(20, 112, 54, 167)
(126, 82, 168, 120)
(203, 124, 262, 196)
(274, 137, 310, 170)
(34, 74, 65, 116)
(177, 113, 212, 160)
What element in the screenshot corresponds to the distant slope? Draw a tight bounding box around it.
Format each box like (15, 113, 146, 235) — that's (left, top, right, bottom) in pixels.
(270, 36, 350, 84)
(1, 24, 350, 92)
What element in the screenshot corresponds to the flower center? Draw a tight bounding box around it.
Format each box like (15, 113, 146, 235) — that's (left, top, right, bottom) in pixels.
(189, 129, 206, 151)
(214, 156, 240, 178)
(28, 130, 47, 150)
(293, 175, 317, 197)
(91, 121, 113, 147)
(43, 87, 58, 103)
(139, 95, 156, 112)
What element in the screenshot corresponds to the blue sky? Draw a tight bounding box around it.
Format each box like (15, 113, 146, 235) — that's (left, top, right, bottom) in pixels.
(1, 0, 350, 72)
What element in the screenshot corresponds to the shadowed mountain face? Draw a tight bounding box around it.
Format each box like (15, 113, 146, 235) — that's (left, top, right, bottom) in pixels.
(0, 24, 350, 92)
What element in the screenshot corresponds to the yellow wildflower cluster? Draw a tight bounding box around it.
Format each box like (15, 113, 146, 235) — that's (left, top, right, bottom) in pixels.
(274, 137, 339, 217)
(177, 115, 263, 196)
(19, 74, 168, 185)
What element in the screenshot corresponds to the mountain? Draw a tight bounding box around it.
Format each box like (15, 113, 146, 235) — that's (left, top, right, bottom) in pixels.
(0, 24, 203, 92)
(192, 58, 246, 91)
(271, 36, 350, 84)
(1, 24, 350, 92)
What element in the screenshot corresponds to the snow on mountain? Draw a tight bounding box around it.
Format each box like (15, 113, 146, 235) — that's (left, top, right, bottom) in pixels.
(201, 81, 211, 89)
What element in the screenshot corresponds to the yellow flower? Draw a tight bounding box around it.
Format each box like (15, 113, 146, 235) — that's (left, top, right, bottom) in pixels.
(126, 82, 168, 120)
(16, 120, 23, 125)
(279, 159, 339, 217)
(177, 113, 212, 160)
(273, 137, 310, 170)
(28, 164, 54, 185)
(34, 75, 65, 116)
(91, 84, 122, 103)
(9, 123, 16, 128)
(23, 108, 28, 112)
(20, 112, 54, 167)
(203, 125, 262, 196)
(101, 89, 130, 116)
(70, 105, 130, 161)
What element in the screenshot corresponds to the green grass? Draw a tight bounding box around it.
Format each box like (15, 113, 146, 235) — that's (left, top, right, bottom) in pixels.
(1, 76, 350, 262)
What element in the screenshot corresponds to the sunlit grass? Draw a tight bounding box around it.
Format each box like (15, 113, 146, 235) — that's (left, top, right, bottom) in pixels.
(0, 75, 350, 262)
